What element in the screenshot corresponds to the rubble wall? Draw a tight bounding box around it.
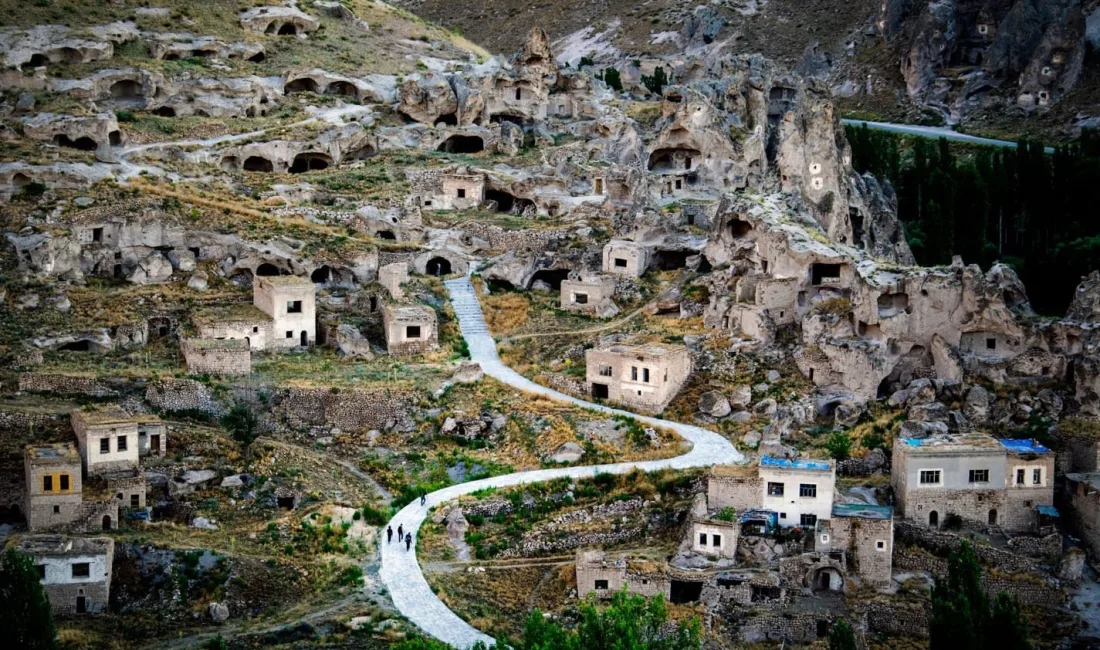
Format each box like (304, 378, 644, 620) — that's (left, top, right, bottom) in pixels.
(272, 387, 416, 433)
(18, 373, 118, 397)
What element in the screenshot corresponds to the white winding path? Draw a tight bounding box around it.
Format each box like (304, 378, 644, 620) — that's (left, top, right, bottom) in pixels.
(378, 276, 744, 649)
(840, 119, 1056, 154)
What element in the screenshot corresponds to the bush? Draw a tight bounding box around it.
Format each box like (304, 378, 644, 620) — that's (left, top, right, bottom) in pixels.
(336, 565, 363, 587)
(360, 504, 390, 526)
(116, 110, 135, 122)
(715, 506, 737, 522)
(601, 67, 623, 92)
(579, 56, 594, 68)
(824, 431, 852, 460)
(641, 66, 668, 95)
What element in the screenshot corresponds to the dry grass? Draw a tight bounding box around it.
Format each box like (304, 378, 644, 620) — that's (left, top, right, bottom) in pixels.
(481, 291, 531, 336)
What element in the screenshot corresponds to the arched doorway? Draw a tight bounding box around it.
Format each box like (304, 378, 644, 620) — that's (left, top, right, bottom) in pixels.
(276, 23, 298, 36)
(426, 257, 452, 276)
(929, 510, 939, 527)
(436, 135, 484, 154)
(375, 230, 396, 240)
(102, 515, 112, 530)
(285, 77, 320, 95)
(325, 81, 357, 97)
(988, 509, 998, 525)
(243, 156, 274, 172)
(311, 266, 331, 283)
(289, 152, 332, 173)
(109, 79, 143, 100)
(434, 113, 458, 127)
(812, 568, 842, 592)
(54, 135, 98, 151)
(256, 263, 281, 276)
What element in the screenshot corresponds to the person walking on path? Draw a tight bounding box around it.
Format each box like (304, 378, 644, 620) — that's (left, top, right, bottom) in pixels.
(398, 523, 403, 540)
(405, 532, 412, 552)
(387, 525, 393, 543)
(420, 493, 426, 506)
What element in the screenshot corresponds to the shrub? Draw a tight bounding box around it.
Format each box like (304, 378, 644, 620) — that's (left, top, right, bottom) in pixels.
(715, 506, 737, 522)
(641, 66, 668, 95)
(824, 431, 852, 460)
(601, 67, 623, 92)
(336, 565, 363, 587)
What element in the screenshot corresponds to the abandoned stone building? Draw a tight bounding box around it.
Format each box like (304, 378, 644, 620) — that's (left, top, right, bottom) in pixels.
(134, 414, 167, 459)
(382, 304, 439, 355)
(690, 513, 739, 559)
(406, 168, 485, 211)
(584, 343, 692, 413)
(559, 274, 616, 314)
(18, 534, 114, 615)
(892, 433, 1054, 532)
(379, 261, 409, 299)
(70, 406, 140, 476)
(1065, 472, 1100, 554)
(191, 303, 273, 351)
(602, 240, 650, 277)
(181, 337, 252, 376)
(821, 503, 894, 587)
(575, 549, 673, 600)
(25, 443, 82, 532)
(254, 275, 317, 349)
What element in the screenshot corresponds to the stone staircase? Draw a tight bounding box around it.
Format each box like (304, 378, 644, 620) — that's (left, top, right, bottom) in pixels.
(444, 277, 490, 338)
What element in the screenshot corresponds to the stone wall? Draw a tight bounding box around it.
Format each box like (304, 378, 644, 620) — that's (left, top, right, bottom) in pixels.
(537, 372, 587, 398)
(1006, 532, 1062, 559)
(18, 373, 118, 397)
(144, 379, 224, 416)
(459, 221, 565, 252)
(181, 342, 251, 376)
(893, 545, 1063, 605)
(271, 387, 416, 434)
(895, 521, 1048, 574)
(864, 601, 930, 639)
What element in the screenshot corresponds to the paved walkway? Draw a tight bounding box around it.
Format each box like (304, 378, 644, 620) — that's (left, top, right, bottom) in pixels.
(840, 119, 1055, 153)
(378, 276, 744, 649)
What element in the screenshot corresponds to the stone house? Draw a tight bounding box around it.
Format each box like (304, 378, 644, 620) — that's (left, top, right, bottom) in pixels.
(181, 338, 252, 376)
(254, 275, 316, 349)
(379, 261, 409, 300)
(758, 456, 837, 529)
(107, 471, 147, 510)
(559, 274, 615, 314)
(134, 415, 166, 459)
(71, 406, 140, 476)
(602, 240, 649, 277)
(383, 304, 439, 355)
(585, 343, 692, 413)
(892, 433, 1053, 532)
(24, 444, 82, 532)
(575, 549, 671, 600)
(691, 515, 739, 559)
(1064, 472, 1100, 554)
(191, 303, 272, 351)
(18, 535, 114, 615)
(437, 173, 485, 210)
(825, 503, 895, 587)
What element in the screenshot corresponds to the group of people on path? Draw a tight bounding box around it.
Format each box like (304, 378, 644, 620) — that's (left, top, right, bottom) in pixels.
(386, 493, 429, 552)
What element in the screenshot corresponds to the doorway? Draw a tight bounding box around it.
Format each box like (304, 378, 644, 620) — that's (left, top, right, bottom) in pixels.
(929, 510, 939, 527)
(592, 383, 609, 399)
(300, 331, 308, 347)
(76, 596, 87, 614)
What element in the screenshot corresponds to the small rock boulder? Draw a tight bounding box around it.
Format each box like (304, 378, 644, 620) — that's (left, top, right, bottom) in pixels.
(452, 361, 484, 384)
(729, 385, 752, 408)
(698, 391, 732, 418)
(208, 602, 229, 623)
(548, 442, 585, 463)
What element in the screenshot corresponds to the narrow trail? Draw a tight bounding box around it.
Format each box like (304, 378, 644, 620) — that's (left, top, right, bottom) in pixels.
(840, 119, 1056, 153)
(378, 274, 744, 649)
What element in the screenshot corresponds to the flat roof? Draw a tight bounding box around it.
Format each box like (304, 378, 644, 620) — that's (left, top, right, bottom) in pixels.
(760, 456, 832, 472)
(999, 438, 1052, 455)
(832, 503, 893, 520)
(385, 304, 436, 322)
(602, 343, 687, 358)
(192, 303, 270, 325)
(257, 275, 314, 287)
(899, 432, 1003, 452)
(18, 534, 113, 556)
(710, 464, 756, 478)
(72, 404, 134, 426)
(185, 337, 250, 351)
(26, 442, 80, 463)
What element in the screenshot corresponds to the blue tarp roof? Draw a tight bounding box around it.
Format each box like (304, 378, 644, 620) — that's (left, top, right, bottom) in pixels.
(1036, 505, 1060, 518)
(760, 456, 831, 472)
(999, 438, 1052, 455)
(832, 503, 894, 520)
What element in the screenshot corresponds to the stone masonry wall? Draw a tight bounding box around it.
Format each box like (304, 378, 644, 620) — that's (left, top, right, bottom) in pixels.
(272, 387, 416, 433)
(458, 221, 565, 252)
(144, 379, 225, 417)
(895, 521, 1048, 573)
(18, 373, 118, 397)
(893, 545, 1063, 605)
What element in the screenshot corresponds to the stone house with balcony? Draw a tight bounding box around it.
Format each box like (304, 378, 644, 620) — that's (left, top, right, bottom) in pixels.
(19, 535, 114, 615)
(383, 304, 439, 355)
(584, 343, 692, 413)
(892, 433, 1054, 532)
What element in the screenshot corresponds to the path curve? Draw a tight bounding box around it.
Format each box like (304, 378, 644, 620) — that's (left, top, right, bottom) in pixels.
(840, 119, 1056, 153)
(379, 276, 744, 649)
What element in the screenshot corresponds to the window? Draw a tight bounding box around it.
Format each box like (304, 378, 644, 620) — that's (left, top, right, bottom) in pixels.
(515, 88, 522, 100)
(711, 534, 721, 547)
(253, 326, 259, 333)
(614, 258, 627, 268)
(92, 227, 103, 242)
(800, 514, 818, 526)
(969, 469, 989, 483)
(43, 475, 53, 492)
(767, 482, 784, 496)
(130, 494, 140, 508)
(574, 293, 588, 305)
(799, 484, 817, 498)
(779, 512, 787, 519)
(36, 565, 45, 579)
(72, 563, 90, 578)
(820, 534, 829, 543)
(699, 533, 707, 545)
(643, 368, 650, 383)
(598, 365, 612, 377)
(406, 325, 422, 339)
(1016, 469, 1025, 485)
(986, 337, 996, 350)
(1033, 468, 1042, 485)
(876, 540, 886, 550)
(60, 474, 69, 491)
(287, 300, 302, 314)
(117, 435, 127, 452)
(595, 579, 608, 590)
(457, 188, 466, 198)
(631, 367, 638, 381)
(919, 470, 941, 485)
(99, 438, 110, 454)
(286, 330, 294, 339)
(53, 505, 60, 514)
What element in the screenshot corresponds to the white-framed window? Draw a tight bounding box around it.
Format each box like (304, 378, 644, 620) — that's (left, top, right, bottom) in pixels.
(969, 469, 989, 483)
(712, 534, 721, 547)
(1016, 468, 1025, 485)
(919, 469, 942, 485)
(876, 540, 887, 551)
(820, 533, 830, 544)
(1032, 468, 1042, 485)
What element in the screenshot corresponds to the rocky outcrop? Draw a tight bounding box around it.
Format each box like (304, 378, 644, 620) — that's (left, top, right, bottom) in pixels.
(239, 6, 319, 36)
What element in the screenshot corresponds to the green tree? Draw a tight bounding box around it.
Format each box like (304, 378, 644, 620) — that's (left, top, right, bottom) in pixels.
(0, 548, 58, 650)
(930, 540, 1030, 650)
(222, 398, 262, 466)
(525, 588, 701, 650)
(601, 67, 623, 92)
(824, 430, 852, 460)
(641, 66, 668, 96)
(828, 618, 857, 650)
